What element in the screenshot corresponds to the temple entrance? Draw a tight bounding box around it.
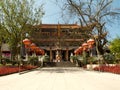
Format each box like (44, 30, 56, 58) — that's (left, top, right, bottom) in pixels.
(52, 51, 56, 61)
(46, 49, 71, 62)
(61, 50, 66, 61)
(45, 48, 76, 62)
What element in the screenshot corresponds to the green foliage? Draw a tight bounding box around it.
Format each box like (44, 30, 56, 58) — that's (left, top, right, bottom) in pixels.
(70, 55, 83, 66)
(11, 60, 20, 66)
(1, 58, 12, 65)
(110, 37, 120, 59)
(70, 55, 77, 61)
(103, 53, 116, 64)
(88, 56, 98, 64)
(0, 0, 44, 60)
(0, 0, 44, 42)
(29, 56, 38, 61)
(29, 56, 38, 65)
(42, 55, 50, 62)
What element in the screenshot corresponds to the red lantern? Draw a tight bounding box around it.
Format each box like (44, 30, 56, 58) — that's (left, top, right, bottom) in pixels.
(74, 49, 79, 55)
(35, 47, 41, 54)
(87, 39, 95, 45)
(74, 50, 77, 54)
(35, 47, 40, 51)
(41, 49, 45, 55)
(78, 46, 83, 51)
(23, 38, 31, 45)
(35, 47, 41, 55)
(23, 38, 31, 48)
(87, 39, 95, 49)
(37, 49, 42, 55)
(30, 43, 36, 51)
(78, 46, 83, 54)
(82, 43, 88, 51)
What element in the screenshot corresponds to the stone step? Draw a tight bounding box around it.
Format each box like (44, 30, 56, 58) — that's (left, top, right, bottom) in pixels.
(43, 61, 76, 67)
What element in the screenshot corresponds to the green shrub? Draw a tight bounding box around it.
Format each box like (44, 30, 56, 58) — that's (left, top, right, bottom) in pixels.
(11, 60, 20, 66)
(29, 56, 38, 65)
(1, 58, 11, 65)
(110, 37, 120, 59)
(103, 53, 116, 64)
(89, 56, 99, 64)
(42, 55, 49, 62)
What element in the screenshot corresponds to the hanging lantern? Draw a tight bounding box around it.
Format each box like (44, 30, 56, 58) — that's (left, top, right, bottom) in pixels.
(35, 47, 40, 51)
(23, 38, 31, 45)
(78, 46, 83, 54)
(23, 38, 31, 48)
(78, 46, 83, 51)
(37, 49, 42, 55)
(74, 49, 79, 55)
(82, 43, 88, 51)
(41, 49, 45, 55)
(87, 39, 95, 49)
(87, 39, 95, 45)
(35, 47, 40, 54)
(30, 43, 36, 51)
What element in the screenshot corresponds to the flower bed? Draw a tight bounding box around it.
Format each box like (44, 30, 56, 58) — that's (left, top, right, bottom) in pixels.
(0, 65, 38, 76)
(93, 65, 120, 74)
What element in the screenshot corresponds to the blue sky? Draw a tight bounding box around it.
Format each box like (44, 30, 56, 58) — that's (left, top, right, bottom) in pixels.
(35, 0, 120, 41)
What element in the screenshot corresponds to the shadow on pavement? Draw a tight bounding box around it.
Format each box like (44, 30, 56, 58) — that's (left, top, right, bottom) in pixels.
(18, 67, 85, 75)
(36, 67, 84, 73)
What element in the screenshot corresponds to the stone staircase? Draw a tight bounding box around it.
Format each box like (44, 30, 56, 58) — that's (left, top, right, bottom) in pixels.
(43, 61, 76, 67)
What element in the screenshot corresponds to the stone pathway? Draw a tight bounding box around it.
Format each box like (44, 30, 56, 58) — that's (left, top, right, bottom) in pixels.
(0, 67, 120, 90)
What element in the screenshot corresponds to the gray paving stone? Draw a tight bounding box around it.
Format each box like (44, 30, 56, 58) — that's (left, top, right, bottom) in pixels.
(0, 67, 120, 90)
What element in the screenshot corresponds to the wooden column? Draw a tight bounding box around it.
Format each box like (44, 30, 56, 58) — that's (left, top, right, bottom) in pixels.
(50, 47, 52, 62)
(57, 23, 61, 38)
(66, 47, 69, 61)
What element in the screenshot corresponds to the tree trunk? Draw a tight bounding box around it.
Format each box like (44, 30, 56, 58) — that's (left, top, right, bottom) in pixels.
(0, 46, 2, 63)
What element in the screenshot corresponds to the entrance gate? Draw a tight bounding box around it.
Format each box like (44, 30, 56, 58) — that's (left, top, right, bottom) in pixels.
(46, 49, 74, 62)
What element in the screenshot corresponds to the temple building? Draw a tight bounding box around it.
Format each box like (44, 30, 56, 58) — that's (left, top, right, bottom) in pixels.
(30, 23, 96, 62)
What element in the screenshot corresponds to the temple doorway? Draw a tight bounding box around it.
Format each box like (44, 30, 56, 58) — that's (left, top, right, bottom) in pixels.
(46, 49, 74, 62)
(61, 50, 66, 61)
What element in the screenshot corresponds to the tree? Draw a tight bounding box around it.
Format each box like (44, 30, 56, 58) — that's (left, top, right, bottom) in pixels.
(56, 0, 120, 55)
(0, 0, 44, 61)
(0, 8, 8, 62)
(0, 22, 5, 63)
(110, 37, 120, 59)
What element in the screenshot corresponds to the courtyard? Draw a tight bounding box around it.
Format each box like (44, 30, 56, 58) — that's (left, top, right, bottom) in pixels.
(0, 67, 120, 90)
(0, 0, 120, 90)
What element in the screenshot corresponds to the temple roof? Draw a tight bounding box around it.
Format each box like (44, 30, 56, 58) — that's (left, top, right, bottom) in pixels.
(30, 23, 97, 50)
(34, 24, 79, 29)
(33, 22, 97, 30)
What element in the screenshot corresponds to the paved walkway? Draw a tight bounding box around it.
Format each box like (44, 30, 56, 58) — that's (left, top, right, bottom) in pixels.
(0, 67, 120, 90)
